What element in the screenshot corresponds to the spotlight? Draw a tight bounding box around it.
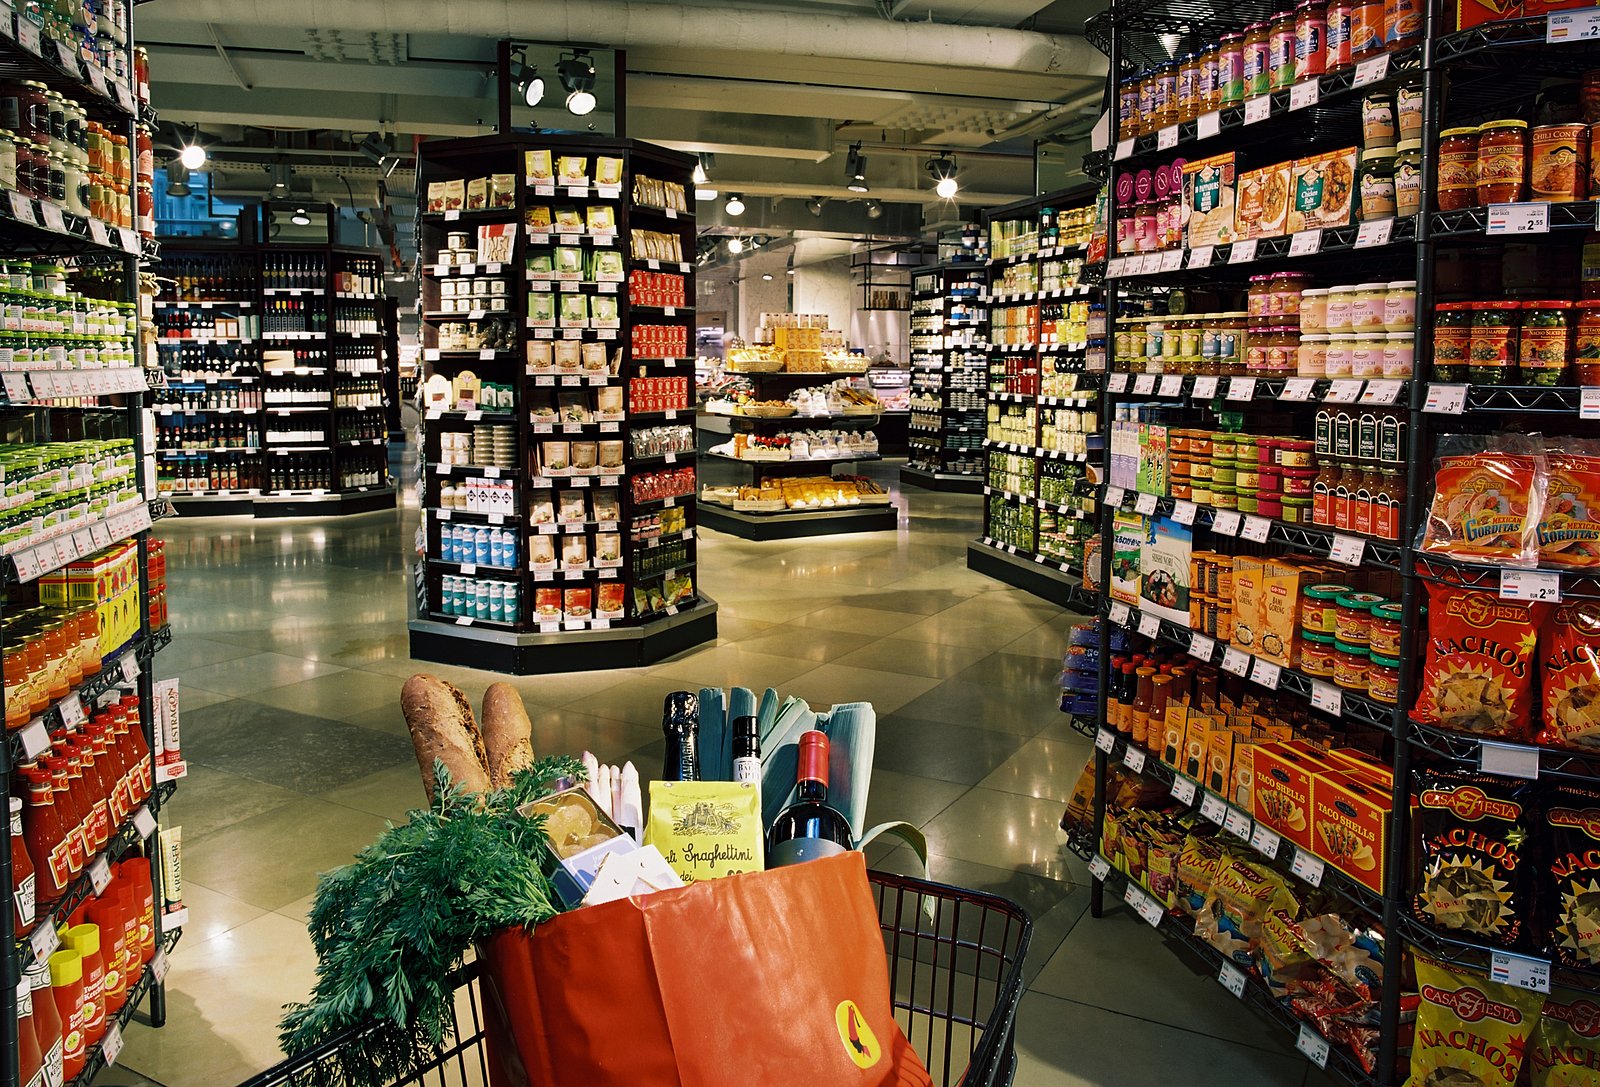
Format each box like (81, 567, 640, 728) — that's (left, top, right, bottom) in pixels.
(724, 193, 745, 217)
(807, 196, 826, 217)
(358, 133, 391, 167)
(178, 127, 207, 171)
(865, 199, 883, 219)
(389, 266, 410, 283)
(557, 50, 597, 116)
(693, 152, 714, 186)
(727, 237, 745, 254)
(928, 154, 959, 199)
(268, 162, 291, 199)
(762, 273, 774, 281)
(694, 187, 718, 202)
(846, 143, 869, 193)
(511, 51, 544, 107)
(165, 160, 191, 198)
(291, 206, 311, 226)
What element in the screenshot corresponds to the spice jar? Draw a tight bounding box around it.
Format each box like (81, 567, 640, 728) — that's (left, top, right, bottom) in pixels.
(1531, 123, 1589, 202)
(1433, 302, 1474, 380)
(1358, 148, 1398, 221)
(1468, 301, 1519, 384)
(1438, 126, 1481, 211)
(1519, 301, 1571, 385)
(1296, 0, 1328, 78)
(1219, 32, 1247, 106)
(1577, 300, 1600, 384)
(1301, 633, 1340, 676)
(1477, 119, 1528, 204)
(1362, 92, 1397, 149)
(1385, 280, 1417, 331)
(1397, 78, 1423, 140)
(1244, 22, 1273, 98)
(1334, 640, 1370, 691)
(1394, 139, 1423, 217)
(1369, 602, 1402, 657)
(1270, 10, 1299, 89)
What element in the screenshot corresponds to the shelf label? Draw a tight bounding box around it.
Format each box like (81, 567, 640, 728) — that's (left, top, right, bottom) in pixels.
(18, 720, 49, 760)
(89, 855, 111, 895)
(1297, 1025, 1330, 1069)
(1330, 534, 1367, 566)
(1157, 124, 1179, 150)
(1213, 510, 1242, 537)
(1135, 492, 1159, 516)
(1173, 500, 1198, 526)
(1191, 376, 1219, 399)
(1124, 881, 1164, 927)
(1353, 53, 1391, 85)
(1424, 383, 1469, 414)
(1188, 245, 1215, 269)
(1104, 486, 1126, 509)
(1310, 680, 1344, 717)
(1490, 950, 1552, 993)
(120, 653, 141, 685)
(1134, 373, 1156, 394)
(1355, 217, 1395, 248)
(1218, 962, 1248, 999)
(1501, 569, 1561, 602)
(1289, 850, 1327, 891)
(152, 948, 170, 982)
(1481, 739, 1541, 780)
(1361, 379, 1404, 405)
(1250, 823, 1282, 859)
(1251, 657, 1282, 689)
(16, 19, 40, 56)
(1123, 746, 1147, 773)
(1227, 377, 1257, 401)
(8, 191, 36, 225)
(1244, 95, 1272, 124)
(57, 694, 84, 728)
(1137, 611, 1161, 638)
(1582, 387, 1600, 420)
(1113, 137, 1135, 160)
(1288, 229, 1322, 256)
(1241, 515, 1271, 543)
(1282, 377, 1315, 401)
(1229, 239, 1259, 264)
(1222, 647, 1250, 677)
(1289, 80, 1320, 110)
(1095, 727, 1117, 754)
(29, 918, 59, 963)
(132, 805, 157, 839)
(1171, 775, 1198, 805)
(1224, 806, 1253, 839)
(1108, 373, 1129, 393)
(103, 1022, 124, 1066)
(1550, 8, 1600, 38)
(1200, 792, 1229, 824)
(1158, 374, 1184, 397)
(1088, 856, 1112, 885)
(38, 202, 64, 233)
(1109, 602, 1132, 627)
(1326, 379, 1363, 403)
(1197, 111, 1221, 139)
(1487, 202, 1550, 235)
(1158, 248, 1185, 272)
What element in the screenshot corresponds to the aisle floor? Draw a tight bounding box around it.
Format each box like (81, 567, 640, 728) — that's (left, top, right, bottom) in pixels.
(108, 465, 1335, 1087)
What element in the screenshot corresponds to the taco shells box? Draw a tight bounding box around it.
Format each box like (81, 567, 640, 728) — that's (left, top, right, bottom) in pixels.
(1235, 162, 1292, 240)
(1310, 772, 1391, 893)
(1288, 148, 1359, 232)
(1183, 152, 1240, 248)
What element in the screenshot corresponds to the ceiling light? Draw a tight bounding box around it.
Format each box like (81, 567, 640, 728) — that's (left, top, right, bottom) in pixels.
(786, 267, 795, 275)
(727, 237, 745, 254)
(268, 162, 291, 199)
(165, 161, 191, 198)
(178, 128, 207, 171)
(693, 152, 714, 186)
(291, 206, 311, 226)
(865, 199, 883, 219)
(724, 193, 745, 217)
(928, 154, 960, 200)
(807, 196, 826, 217)
(358, 133, 391, 167)
(694, 187, 718, 202)
(846, 143, 869, 193)
(511, 51, 544, 107)
(762, 273, 774, 281)
(558, 50, 597, 116)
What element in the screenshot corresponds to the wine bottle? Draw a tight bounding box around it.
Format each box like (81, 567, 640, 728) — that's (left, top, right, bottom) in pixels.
(660, 691, 700, 782)
(731, 715, 760, 786)
(766, 730, 852, 867)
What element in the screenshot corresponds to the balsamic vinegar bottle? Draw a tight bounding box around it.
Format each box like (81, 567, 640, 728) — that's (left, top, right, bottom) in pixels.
(660, 692, 700, 782)
(766, 730, 852, 867)
(731, 715, 760, 786)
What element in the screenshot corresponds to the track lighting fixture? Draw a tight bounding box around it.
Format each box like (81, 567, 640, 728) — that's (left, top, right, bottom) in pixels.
(511, 50, 545, 107)
(291, 207, 311, 226)
(865, 199, 883, 219)
(165, 161, 191, 197)
(724, 193, 745, 217)
(178, 126, 207, 170)
(807, 196, 826, 217)
(845, 143, 869, 193)
(928, 154, 959, 199)
(557, 50, 597, 116)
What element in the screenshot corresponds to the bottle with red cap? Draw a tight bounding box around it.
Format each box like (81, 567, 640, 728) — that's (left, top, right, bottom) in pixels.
(765, 730, 853, 867)
(118, 857, 156, 962)
(26, 959, 64, 1087)
(20, 767, 70, 901)
(11, 795, 37, 936)
(87, 894, 129, 1015)
(19, 971, 44, 1087)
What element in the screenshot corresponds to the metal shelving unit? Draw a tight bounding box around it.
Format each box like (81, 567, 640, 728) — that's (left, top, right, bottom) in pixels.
(902, 262, 987, 493)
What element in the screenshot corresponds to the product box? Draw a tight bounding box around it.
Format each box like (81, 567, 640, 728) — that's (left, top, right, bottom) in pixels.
(1205, 725, 1235, 797)
(1139, 515, 1193, 626)
(1259, 558, 1319, 666)
(1182, 152, 1241, 248)
(1137, 423, 1169, 496)
(1251, 743, 1321, 852)
(1230, 741, 1259, 813)
(1082, 535, 1103, 592)
(519, 786, 633, 907)
(1459, 0, 1595, 30)
(1287, 148, 1359, 233)
(1159, 701, 1189, 769)
(1110, 511, 1144, 606)
(1235, 162, 1292, 240)
(1309, 771, 1391, 894)
(1181, 710, 1214, 782)
(1230, 555, 1266, 654)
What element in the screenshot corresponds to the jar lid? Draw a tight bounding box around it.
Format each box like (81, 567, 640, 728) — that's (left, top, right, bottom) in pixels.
(1396, 139, 1423, 152)
(1271, 271, 1310, 280)
(1250, 273, 1274, 283)
(1370, 652, 1401, 668)
(1386, 331, 1415, 340)
(1361, 147, 1397, 161)
(1303, 629, 1337, 645)
(1521, 300, 1572, 308)
(1576, 300, 1600, 309)
(1471, 299, 1521, 309)
(1481, 118, 1529, 130)
(1334, 639, 1371, 657)
(1373, 602, 1404, 623)
(1440, 125, 1482, 137)
(1306, 582, 1356, 599)
(1328, 284, 1360, 293)
(1387, 280, 1418, 289)
(1355, 281, 1389, 290)
(1244, 21, 1269, 29)
(1218, 311, 1249, 318)
(1301, 288, 1330, 297)
(1336, 591, 1387, 610)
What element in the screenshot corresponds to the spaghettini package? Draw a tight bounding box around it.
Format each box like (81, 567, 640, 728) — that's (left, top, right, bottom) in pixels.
(644, 780, 763, 884)
(1408, 955, 1545, 1087)
(1532, 987, 1600, 1086)
(1414, 581, 1550, 740)
(1412, 768, 1533, 951)
(1421, 433, 1548, 568)
(1539, 601, 1600, 753)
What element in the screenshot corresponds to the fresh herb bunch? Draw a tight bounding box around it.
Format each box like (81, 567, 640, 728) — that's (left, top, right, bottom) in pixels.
(279, 754, 586, 1086)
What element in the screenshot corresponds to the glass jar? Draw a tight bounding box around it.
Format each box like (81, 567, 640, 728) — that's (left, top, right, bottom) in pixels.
(1394, 138, 1423, 217)
(1177, 53, 1201, 123)
(1433, 302, 1474, 380)
(1119, 77, 1139, 138)
(1367, 652, 1400, 703)
(1334, 639, 1370, 691)
(1468, 301, 1519, 384)
(45, 152, 64, 205)
(1351, 0, 1384, 58)
(1369, 602, 1403, 657)
(1303, 583, 1351, 635)
(1358, 147, 1397, 220)
(38, 620, 69, 701)
(14, 82, 48, 146)
(1244, 22, 1272, 98)
(1576, 300, 1600, 385)
(1272, 271, 1311, 317)
(43, 91, 65, 158)
(1296, 0, 1327, 78)
(0, 129, 14, 192)
(1153, 62, 1178, 128)
(1531, 123, 1589, 202)
(1335, 591, 1384, 644)
(1327, 0, 1354, 70)
(1384, 280, 1417, 331)
(1219, 33, 1247, 106)
(1269, 10, 1299, 89)
(1362, 92, 1397, 149)
(1283, 493, 1314, 524)
(1301, 632, 1339, 676)
(1298, 333, 1330, 376)
(1301, 288, 1330, 332)
(1217, 312, 1248, 374)
(1248, 273, 1274, 318)
(1396, 78, 1423, 141)
(1383, 332, 1415, 377)
(1438, 126, 1481, 211)
(1350, 283, 1389, 332)
(1350, 332, 1385, 376)
(1385, 0, 1422, 48)
(1325, 333, 1354, 376)
(1477, 119, 1528, 205)
(1199, 46, 1222, 112)
(1519, 300, 1572, 386)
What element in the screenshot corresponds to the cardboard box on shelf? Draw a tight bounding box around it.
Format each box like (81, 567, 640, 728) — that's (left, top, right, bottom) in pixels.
(1235, 162, 1292, 240)
(1287, 148, 1359, 233)
(1182, 153, 1241, 248)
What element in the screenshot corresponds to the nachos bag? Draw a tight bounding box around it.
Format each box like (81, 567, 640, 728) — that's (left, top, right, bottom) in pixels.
(477, 851, 934, 1087)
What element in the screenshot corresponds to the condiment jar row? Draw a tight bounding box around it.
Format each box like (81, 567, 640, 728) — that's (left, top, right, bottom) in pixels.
(1438, 120, 1595, 209)
(1434, 299, 1598, 386)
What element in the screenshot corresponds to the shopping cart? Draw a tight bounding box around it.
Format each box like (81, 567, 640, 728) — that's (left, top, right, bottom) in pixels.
(236, 869, 1033, 1087)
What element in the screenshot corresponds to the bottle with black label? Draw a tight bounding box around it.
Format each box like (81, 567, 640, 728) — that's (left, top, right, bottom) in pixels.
(731, 715, 760, 786)
(660, 691, 700, 782)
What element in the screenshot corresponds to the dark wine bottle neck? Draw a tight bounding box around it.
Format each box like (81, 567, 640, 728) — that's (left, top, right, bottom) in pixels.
(797, 778, 826, 803)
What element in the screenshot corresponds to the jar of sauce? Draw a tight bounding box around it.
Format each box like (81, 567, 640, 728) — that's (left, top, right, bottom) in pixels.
(1296, 0, 1327, 78)
(1369, 602, 1403, 657)
(1395, 138, 1423, 216)
(1298, 333, 1330, 376)
(1325, 333, 1354, 376)
(1327, 0, 1354, 70)
(1433, 302, 1474, 379)
(1397, 78, 1423, 140)
(1199, 46, 1222, 112)
(1244, 22, 1272, 98)
(1362, 92, 1397, 149)
(1335, 591, 1384, 644)
(1351, 0, 1384, 58)
(1385, 280, 1417, 331)
(1477, 119, 1528, 204)
(1350, 283, 1389, 331)
(1119, 77, 1139, 138)
(1177, 53, 1201, 123)
(1350, 332, 1386, 376)
(1576, 299, 1600, 384)
(1301, 288, 1330, 332)
(1153, 62, 1178, 128)
(1359, 147, 1397, 219)
(0, 129, 16, 192)
(1468, 301, 1519, 384)
(1302, 583, 1351, 635)
(1438, 126, 1481, 211)
(1385, 0, 1422, 48)
(1531, 123, 1588, 202)
(1520, 300, 1571, 385)
(1384, 332, 1415, 376)
(1301, 633, 1339, 676)
(1334, 640, 1371, 691)
(1219, 33, 1247, 106)
(1269, 11, 1299, 89)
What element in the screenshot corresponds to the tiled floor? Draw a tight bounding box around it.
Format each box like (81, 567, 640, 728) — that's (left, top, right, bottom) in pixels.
(103, 459, 1335, 1087)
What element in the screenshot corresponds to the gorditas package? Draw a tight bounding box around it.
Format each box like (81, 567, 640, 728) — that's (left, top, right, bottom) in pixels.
(1420, 434, 1547, 568)
(1414, 582, 1549, 741)
(1408, 955, 1545, 1087)
(1543, 782, 1600, 971)
(1411, 768, 1532, 951)
(1539, 451, 1600, 568)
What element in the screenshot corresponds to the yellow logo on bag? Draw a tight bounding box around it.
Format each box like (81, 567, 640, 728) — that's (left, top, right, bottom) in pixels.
(835, 1000, 882, 1069)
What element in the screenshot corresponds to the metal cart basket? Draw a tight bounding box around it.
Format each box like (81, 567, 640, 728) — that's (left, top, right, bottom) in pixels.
(237, 868, 1033, 1087)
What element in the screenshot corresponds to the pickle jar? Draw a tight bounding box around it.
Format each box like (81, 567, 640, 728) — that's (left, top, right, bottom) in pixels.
(1519, 300, 1571, 386)
(1433, 302, 1473, 380)
(1467, 301, 1519, 384)
(1577, 299, 1600, 385)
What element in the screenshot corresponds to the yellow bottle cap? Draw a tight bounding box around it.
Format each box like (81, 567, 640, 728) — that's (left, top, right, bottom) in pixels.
(65, 923, 100, 957)
(47, 948, 82, 987)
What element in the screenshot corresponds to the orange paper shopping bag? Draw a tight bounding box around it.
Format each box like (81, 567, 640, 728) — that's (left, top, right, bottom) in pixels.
(478, 851, 933, 1087)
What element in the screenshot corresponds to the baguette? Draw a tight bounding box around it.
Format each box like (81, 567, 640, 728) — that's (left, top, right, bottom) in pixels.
(482, 682, 536, 790)
(401, 674, 490, 799)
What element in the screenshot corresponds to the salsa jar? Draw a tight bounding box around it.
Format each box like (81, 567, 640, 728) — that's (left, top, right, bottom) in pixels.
(1438, 126, 1480, 210)
(1303, 583, 1353, 636)
(1296, 0, 1328, 77)
(1367, 653, 1401, 703)
(1395, 138, 1423, 216)
(1270, 10, 1299, 89)
(1577, 299, 1600, 385)
(1333, 639, 1371, 691)
(1301, 632, 1339, 676)
(1335, 591, 1385, 644)
(1358, 147, 1397, 219)
(1519, 300, 1572, 385)
(1244, 22, 1273, 98)
(1477, 119, 1528, 204)
(1369, 601, 1403, 656)
(1468, 301, 1519, 384)
(1531, 123, 1588, 202)
(1433, 301, 1473, 379)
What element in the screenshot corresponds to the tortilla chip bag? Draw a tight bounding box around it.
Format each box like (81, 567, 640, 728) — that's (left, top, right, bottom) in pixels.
(1543, 783, 1600, 971)
(1539, 452, 1600, 568)
(1532, 988, 1600, 1086)
(1539, 601, 1600, 754)
(1414, 582, 1549, 741)
(1412, 768, 1533, 951)
(1421, 436, 1546, 568)
(1408, 955, 1545, 1087)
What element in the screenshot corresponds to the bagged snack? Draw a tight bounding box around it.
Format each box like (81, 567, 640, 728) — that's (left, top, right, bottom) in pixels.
(1532, 988, 1600, 1086)
(1539, 601, 1600, 752)
(1421, 435, 1546, 568)
(1544, 782, 1600, 970)
(525, 149, 554, 185)
(645, 781, 764, 883)
(1539, 451, 1600, 568)
(1414, 581, 1549, 740)
(595, 156, 623, 187)
(557, 155, 588, 186)
(1408, 955, 1544, 1087)
(1412, 768, 1532, 950)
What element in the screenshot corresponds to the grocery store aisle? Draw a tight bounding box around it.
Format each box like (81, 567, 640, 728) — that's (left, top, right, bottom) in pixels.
(104, 465, 1332, 1087)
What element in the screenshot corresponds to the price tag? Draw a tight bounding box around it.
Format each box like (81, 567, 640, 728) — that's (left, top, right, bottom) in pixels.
(1213, 510, 1242, 536)
(1250, 823, 1283, 859)
(1104, 487, 1126, 509)
(1424, 383, 1469, 414)
(1134, 373, 1156, 394)
(1244, 95, 1271, 124)
(1582, 388, 1600, 420)
(54, 38, 76, 71)
(1197, 111, 1222, 138)
(1157, 125, 1179, 150)
(1156, 248, 1183, 273)
(117, 227, 138, 254)
(1354, 53, 1392, 85)
(1089, 854, 1111, 882)
(87, 219, 110, 247)
(1219, 962, 1248, 998)
(16, 19, 39, 55)
(1123, 746, 1147, 773)
(1281, 377, 1315, 401)
(1222, 647, 1250, 677)
(1326, 379, 1363, 403)
(1229, 238, 1259, 264)
(1486, 202, 1551, 235)
(1310, 680, 1344, 717)
(152, 948, 170, 982)
(1361, 379, 1404, 405)
(120, 652, 140, 685)
(1355, 217, 1395, 248)
(1490, 950, 1552, 993)
(58, 693, 84, 728)
(18, 719, 49, 759)
(1135, 492, 1159, 516)
(8, 191, 36, 225)
(1200, 792, 1228, 824)
(1173, 500, 1198, 526)
(1481, 739, 1541, 779)
(1251, 658, 1282, 689)
(1114, 137, 1135, 160)
(1108, 373, 1129, 393)
(1224, 806, 1253, 839)
(1171, 775, 1198, 805)
(103, 1021, 124, 1066)
(1095, 727, 1117, 754)
(89, 854, 111, 894)
(1549, 8, 1600, 39)
(29, 918, 59, 962)
(38, 202, 64, 232)
(132, 805, 157, 839)
(1125, 881, 1164, 927)
(1227, 377, 1257, 400)
(1297, 1025, 1330, 1069)
(1330, 534, 1367, 566)
(1158, 374, 1183, 397)
(1241, 515, 1272, 543)
(1288, 229, 1322, 256)
(1110, 602, 1132, 627)
(1289, 81, 1321, 110)
(1137, 611, 1161, 638)
(1501, 569, 1561, 602)
(1191, 376, 1219, 399)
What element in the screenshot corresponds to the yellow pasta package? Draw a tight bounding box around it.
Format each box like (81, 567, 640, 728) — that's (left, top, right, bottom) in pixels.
(644, 780, 764, 884)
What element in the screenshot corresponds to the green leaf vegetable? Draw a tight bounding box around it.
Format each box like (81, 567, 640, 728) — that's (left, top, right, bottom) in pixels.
(279, 754, 587, 1086)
